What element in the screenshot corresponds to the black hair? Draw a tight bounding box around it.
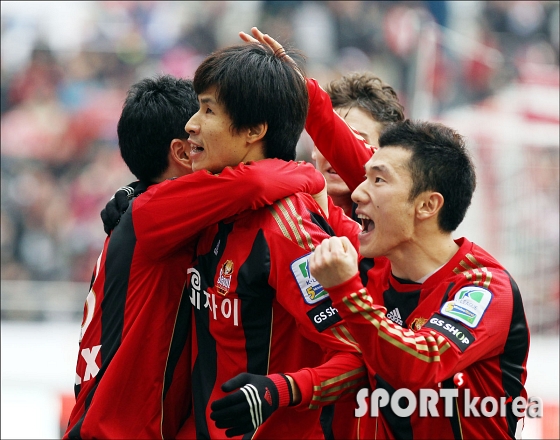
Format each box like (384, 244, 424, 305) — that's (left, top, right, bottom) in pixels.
(378, 119, 476, 232)
(193, 43, 308, 161)
(117, 75, 198, 183)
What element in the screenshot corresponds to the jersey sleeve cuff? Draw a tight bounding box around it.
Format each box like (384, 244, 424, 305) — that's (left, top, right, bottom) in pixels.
(285, 369, 314, 410)
(326, 273, 364, 304)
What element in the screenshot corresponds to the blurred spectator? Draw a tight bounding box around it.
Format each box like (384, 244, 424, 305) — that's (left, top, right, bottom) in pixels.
(1, 1, 558, 333)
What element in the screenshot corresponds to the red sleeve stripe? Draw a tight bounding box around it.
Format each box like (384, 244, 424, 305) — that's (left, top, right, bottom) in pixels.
(343, 290, 451, 363)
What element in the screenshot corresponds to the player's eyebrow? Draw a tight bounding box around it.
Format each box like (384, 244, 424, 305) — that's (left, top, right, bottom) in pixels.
(365, 163, 388, 174)
(199, 96, 216, 105)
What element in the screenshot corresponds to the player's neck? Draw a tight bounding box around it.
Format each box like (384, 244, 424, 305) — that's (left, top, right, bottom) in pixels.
(240, 142, 266, 164)
(388, 234, 459, 282)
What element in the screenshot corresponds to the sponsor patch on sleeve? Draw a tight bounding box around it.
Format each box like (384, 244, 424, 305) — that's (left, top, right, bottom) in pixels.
(290, 254, 329, 305)
(424, 313, 475, 352)
(306, 299, 342, 332)
(440, 286, 492, 328)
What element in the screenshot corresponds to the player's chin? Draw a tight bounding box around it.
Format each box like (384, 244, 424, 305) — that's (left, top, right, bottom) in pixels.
(357, 232, 376, 256)
(325, 179, 351, 196)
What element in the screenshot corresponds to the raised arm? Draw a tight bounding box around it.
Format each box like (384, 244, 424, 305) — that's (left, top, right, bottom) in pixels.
(305, 79, 375, 192)
(133, 159, 325, 260)
(240, 27, 375, 193)
(309, 236, 523, 392)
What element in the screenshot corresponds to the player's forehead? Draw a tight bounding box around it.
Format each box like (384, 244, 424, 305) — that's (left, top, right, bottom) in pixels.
(198, 85, 219, 105)
(365, 147, 411, 177)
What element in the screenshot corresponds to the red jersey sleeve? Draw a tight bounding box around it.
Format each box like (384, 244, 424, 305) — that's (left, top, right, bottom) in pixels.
(327, 271, 519, 391)
(265, 194, 367, 409)
(305, 78, 375, 192)
(288, 351, 367, 410)
(133, 159, 325, 260)
(325, 196, 361, 249)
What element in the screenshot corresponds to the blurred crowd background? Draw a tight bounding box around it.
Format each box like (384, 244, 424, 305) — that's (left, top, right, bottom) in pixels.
(1, 2, 559, 438)
(1, 1, 559, 334)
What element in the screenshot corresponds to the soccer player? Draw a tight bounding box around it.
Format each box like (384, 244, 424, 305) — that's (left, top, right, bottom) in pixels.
(64, 75, 326, 439)
(165, 42, 368, 439)
(221, 28, 530, 439)
(311, 71, 405, 220)
(309, 119, 530, 439)
(234, 28, 386, 439)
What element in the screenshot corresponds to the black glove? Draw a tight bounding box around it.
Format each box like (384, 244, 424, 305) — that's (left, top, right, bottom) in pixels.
(210, 373, 294, 437)
(100, 181, 144, 235)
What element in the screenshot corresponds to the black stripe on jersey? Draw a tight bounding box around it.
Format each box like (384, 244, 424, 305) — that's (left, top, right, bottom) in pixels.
(500, 272, 530, 438)
(441, 377, 462, 440)
(310, 211, 336, 236)
(68, 204, 137, 439)
(440, 283, 457, 307)
(192, 221, 233, 439)
(359, 258, 375, 287)
(383, 283, 421, 325)
(237, 229, 275, 375)
(163, 284, 191, 399)
(319, 404, 335, 440)
(100, 204, 136, 368)
(89, 266, 96, 291)
(67, 381, 101, 439)
(374, 374, 413, 439)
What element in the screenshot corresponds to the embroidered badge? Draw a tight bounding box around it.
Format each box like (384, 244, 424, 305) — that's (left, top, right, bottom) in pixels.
(440, 286, 492, 328)
(410, 316, 428, 331)
(216, 260, 234, 296)
(290, 254, 328, 305)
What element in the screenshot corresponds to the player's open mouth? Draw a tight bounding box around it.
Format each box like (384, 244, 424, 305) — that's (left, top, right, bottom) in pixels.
(188, 140, 204, 154)
(357, 213, 374, 233)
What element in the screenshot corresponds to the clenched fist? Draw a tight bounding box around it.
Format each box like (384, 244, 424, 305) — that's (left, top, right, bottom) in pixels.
(309, 236, 358, 289)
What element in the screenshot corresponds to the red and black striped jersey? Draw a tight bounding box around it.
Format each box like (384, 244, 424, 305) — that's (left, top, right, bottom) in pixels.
(185, 193, 367, 439)
(303, 76, 529, 439)
(326, 238, 530, 439)
(64, 160, 326, 439)
(304, 77, 377, 439)
(64, 196, 193, 440)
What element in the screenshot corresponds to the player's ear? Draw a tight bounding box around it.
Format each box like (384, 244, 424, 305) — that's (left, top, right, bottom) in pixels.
(169, 138, 192, 170)
(246, 122, 268, 144)
(416, 191, 444, 221)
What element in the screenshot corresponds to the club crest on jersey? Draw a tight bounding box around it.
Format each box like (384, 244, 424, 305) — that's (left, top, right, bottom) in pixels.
(290, 254, 328, 305)
(440, 286, 492, 328)
(216, 260, 234, 296)
(410, 316, 428, 331)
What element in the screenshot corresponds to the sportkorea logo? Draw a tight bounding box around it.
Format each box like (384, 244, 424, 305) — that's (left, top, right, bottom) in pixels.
(216, 260, 234, 296)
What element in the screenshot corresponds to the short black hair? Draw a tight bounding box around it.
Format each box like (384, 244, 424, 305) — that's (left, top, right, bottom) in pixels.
(117, 75, 198, 183)
(378, 119, 476, 232)
(193, 43, 308, 161)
